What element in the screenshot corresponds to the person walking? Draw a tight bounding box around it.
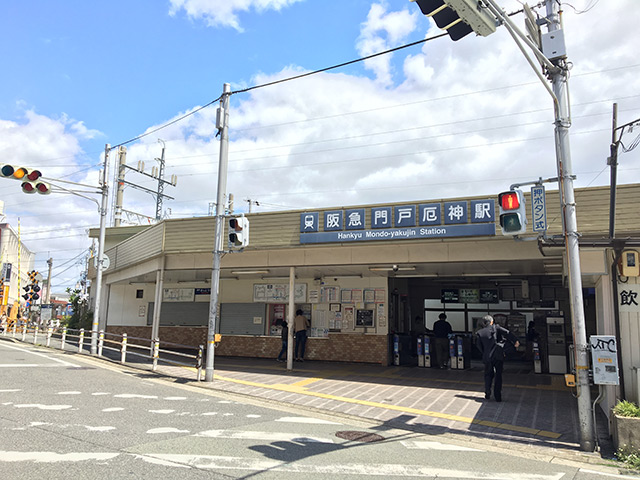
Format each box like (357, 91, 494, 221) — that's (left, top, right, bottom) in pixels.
(276, 318, 288, 362)
(293, 309, 310, 361)
(476, 315, 520, 402)
(433, 313, 452, 368)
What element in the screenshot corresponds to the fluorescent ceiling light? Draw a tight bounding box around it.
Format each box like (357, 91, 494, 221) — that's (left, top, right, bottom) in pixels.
(324, 274, 363, 279)
(231, 270, 270, 275)
(369, 266, 416, 272)
(261, 276, 295, 280)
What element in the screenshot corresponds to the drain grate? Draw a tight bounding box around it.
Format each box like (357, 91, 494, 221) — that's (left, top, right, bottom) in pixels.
(335, 431, 384, 443)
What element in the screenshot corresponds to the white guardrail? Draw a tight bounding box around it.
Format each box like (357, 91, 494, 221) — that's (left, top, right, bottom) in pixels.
(1, 323, 204, 381)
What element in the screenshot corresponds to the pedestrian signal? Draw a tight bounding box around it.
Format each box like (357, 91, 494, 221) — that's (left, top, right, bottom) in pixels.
(498, 189, 527, 235)
(228, 216, 249, 249)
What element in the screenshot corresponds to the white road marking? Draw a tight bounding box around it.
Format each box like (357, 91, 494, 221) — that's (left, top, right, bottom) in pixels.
(133, 453, 190, 469)
(246, 414, 261, 418)
(138, 454, 566, 479)
(276, 416, 341, 425)
(0, 389, 21, 393)
(92, 392, 111, 396)
(0, 343, 79, 367)
(102, 407, 124, 412)
(14, 404, 73, 410)
(201, 412, 218, 416)
(401, 440, 482, 452)
(194, 429, 334, 444)
(217, 400, 232, 403)
(149, 409, 175, 414)
(0, 451, 119, 463)
(0, 364, 40, 367)
(579, 468, 640, 479)
(114, 394, 157, 399)
(58, 391, 82, 395)
(164, 396, 187, 401)
(85, 426, 116, 432)
(147, 427, 190, 434)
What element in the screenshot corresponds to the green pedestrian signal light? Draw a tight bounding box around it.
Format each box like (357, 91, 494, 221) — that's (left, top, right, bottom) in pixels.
(498, 189, 527, 235)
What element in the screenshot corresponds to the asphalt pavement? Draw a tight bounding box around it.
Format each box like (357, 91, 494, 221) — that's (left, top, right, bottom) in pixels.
(0, 332, 619, 471)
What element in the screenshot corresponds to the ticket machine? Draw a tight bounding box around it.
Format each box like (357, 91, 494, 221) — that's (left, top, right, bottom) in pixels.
(546, 317, 567, 374)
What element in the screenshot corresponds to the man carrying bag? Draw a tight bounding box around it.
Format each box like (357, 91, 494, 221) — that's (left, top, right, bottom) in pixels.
(476, 315, 519, 402)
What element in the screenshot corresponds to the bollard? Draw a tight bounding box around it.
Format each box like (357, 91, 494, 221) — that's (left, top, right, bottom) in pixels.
(21, 325, 26, 342)
(196, 345, 204, 381)
(61, 327, 67, 350)
(33, 326, 39, 345)
(78, 328, 85, 353)
(46, 327, 52, 347)
(12, 322, 17, 338)
(98, 330, 104, 357)
(152, 338, 160, 371)
(121, 333, 127, 364)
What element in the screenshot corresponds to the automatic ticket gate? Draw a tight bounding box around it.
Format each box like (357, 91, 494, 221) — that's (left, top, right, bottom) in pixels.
(449, 335, 471, 370)
(417, 335, 431, 367)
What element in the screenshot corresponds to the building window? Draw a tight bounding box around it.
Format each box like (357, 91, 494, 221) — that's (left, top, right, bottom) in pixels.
(136, 289, 144, 299)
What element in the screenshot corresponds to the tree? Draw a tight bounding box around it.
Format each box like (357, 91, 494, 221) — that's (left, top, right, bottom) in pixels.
(65, 287, 92, 330)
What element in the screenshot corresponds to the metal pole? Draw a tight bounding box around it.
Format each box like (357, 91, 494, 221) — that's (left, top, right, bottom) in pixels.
(91, 144, 110, 355)
(155, 139, 166, 220)
(114, 146, 126, 227)
(287, 266, 295, 370)
(546, 0, 594, 451)
(205, 83, 231, 382)
(608, 103, 618, 240)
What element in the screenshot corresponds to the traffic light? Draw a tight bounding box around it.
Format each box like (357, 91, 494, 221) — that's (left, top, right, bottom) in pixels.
(498, 189, 527, 235)
(22, 270, 41, 304)
(0, 164, 50, 194)
(228, 216, 249, 249)
(411, 0, 497, 41)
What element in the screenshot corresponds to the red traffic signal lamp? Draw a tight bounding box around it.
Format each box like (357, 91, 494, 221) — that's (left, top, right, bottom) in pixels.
(1, 164, 50, 194)
(498, 189, 527, 235)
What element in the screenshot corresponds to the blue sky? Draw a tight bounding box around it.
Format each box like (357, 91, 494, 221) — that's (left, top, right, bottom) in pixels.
(0, 0, 638, 293)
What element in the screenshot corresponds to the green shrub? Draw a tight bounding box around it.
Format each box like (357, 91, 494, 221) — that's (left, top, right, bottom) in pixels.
(613, 400, 640, 418)
(616, 446, 640, 471)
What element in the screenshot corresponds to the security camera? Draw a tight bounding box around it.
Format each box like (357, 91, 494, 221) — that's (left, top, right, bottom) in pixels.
(392, 265, 399, 272)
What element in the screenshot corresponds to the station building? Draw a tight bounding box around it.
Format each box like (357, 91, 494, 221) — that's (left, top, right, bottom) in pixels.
(89, 183, 640, 417)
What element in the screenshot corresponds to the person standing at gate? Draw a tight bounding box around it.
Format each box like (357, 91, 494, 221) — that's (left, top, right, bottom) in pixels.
(476, 315, 520, 402)
(276, 318, 288, 362)
(433, 313, 452, 368)
(294, 309, 310, 361)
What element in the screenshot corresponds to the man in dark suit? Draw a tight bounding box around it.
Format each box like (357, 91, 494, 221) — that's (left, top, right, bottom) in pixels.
(476, 315, 519, 402)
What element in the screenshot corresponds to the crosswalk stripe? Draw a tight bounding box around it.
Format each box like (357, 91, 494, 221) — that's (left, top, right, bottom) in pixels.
(194, 429, 334, 443)
(401, 440, 482, 451)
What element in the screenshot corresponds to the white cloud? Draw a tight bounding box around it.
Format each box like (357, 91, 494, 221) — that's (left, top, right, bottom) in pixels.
(168, 0, 305, 31)
(357, 2, 419, 85)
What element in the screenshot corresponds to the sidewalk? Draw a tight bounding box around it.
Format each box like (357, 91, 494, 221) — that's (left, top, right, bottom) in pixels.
(155, 355, 615, 463)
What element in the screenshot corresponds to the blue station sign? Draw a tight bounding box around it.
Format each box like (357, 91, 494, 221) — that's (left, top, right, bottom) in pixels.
(300, 199, 495, 244)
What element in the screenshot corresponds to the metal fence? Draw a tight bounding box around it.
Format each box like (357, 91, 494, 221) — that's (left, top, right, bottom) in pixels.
(1, 323, 204, 380)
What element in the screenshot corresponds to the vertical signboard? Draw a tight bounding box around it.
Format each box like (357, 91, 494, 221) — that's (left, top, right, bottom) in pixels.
(531, 185, 547, 233)
(589, 335, 619, 385)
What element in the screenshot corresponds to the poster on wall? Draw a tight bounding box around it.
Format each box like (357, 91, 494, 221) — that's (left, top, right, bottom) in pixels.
(343, 306, 354, 330)
(376, 303, 386, 327)
(253, 283, 307, 303)
(321, 286, 339, 303)
(356, 309, 374, 327)
(364, 289, 375, 303)
(163, 288, 195, 302)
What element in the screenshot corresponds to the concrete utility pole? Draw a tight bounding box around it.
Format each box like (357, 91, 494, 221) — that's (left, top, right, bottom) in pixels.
(91, 144, 110, 355)
(205, 83, 231, 382)
(45, 257, 53, 303)
(545, 0, 593, 451)
(114, 146, 127, 227)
